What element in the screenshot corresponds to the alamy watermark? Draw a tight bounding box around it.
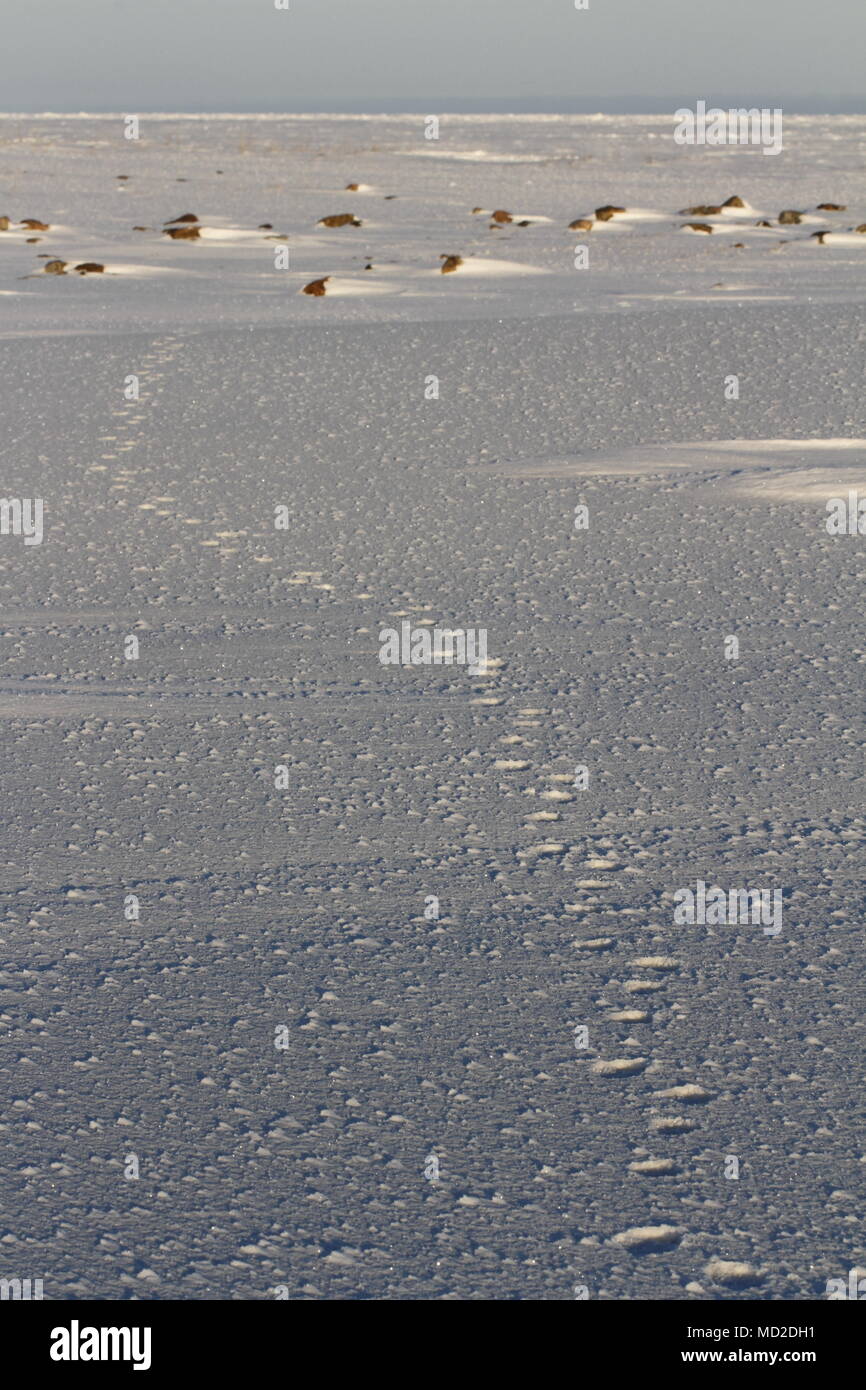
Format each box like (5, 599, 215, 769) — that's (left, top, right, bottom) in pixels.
(50, 1322, 152, 1370)
(0, 497, 43, 545)
(826, 492, 865, 535)
(1, 1276, 43, 1300)
(673, 880, 782, 936)
(674, 102, 783, 156)
(378, 621, 488, 674)
(826, 1269, 866, 1299)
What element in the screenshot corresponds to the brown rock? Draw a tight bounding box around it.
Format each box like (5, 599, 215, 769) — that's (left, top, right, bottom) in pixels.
(516, 220, 531, 227)
(132, 226, 149, 232)
(258, 223, 273, 230)
(471, 206, 484, 214)
(568, 218, 593, 231)
(722, 196, 746, 208)
(20, 219, 49, 230)
(491, 209, 512, 223)
(43, 260, 67, 274)
(681, 205, 722, 216)
(164, 226, 201, 240)
(778, 210, 802, 224)
(345, 182, 361, 192)
(302, 277, 330, 296)
(816, 203, 845, 211)
(164, 213, 199, 224)
(25, 237, 40, 243)
(0, 216, 11, 231)
(318, 214, 362, 228)
(811, 232, 828, 244)
(440, 254, 463, 274)
(74, 262, 105, 274)
(682, 222, 713, 233)
(856, 224, 866, 233)
(756, 220, 773, 227)
(595, 205, 626, 221)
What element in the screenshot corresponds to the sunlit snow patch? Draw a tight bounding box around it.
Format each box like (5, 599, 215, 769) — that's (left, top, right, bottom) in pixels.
(489, 438, 866, 481)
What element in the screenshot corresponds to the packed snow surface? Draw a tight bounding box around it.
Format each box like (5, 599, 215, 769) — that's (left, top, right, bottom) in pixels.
(0, 115, 863, 1301)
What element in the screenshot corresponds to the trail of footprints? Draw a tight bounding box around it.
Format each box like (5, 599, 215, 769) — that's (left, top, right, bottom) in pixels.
(466, 685, 721, 1240)
(86, 340, 183, 530)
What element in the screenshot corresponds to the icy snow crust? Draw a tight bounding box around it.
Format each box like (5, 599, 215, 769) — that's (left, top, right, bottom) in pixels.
(0, 115, 864, 1301)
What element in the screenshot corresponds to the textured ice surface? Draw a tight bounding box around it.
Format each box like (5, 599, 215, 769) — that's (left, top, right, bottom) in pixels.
(0, 116, 864, 1301)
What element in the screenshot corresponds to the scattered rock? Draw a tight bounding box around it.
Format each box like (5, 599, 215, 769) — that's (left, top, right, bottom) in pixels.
(778, 209, 803, 224)
(756, 219, 773, 227)
(568, 218, 593, 231)
(628, 1158, 677, 1174)
(816, 202, 845, 211)
(302, 277, 330, 296)
(116, 174, 129, 180)
(595, 205, 626, 221)
(440, 254, 463, 274)
(25, 237, 40, 243)
(318, 214, 362, 228)
(682, 222, 713, 233)
(164, 212, 199, 224)
(491, 209, 512, 223)
(20, 219, 49, 230)
(855, 224, 866, 233)
(258, 223, 273, 230)
(516, 219, 531, 227)
(517, 841, 564, 858)
(611, 1225, 683, 1252)
(591, 1058, 647, 1075)
(164, 226, 201, 240)
(704, 1258, 760, 1287)
(656, 1083, 712, 1102)
(722, 195, 746, 208)
(0, 216, 10, 231)
(73, 262, 105, 274)
(681, 204, 722, 215)
(345, 182, 361, 192)
(812, 231, 829, 244)
(43, 260, 67, 274)
(471, 206, 484, 214)
(132, 225, 149, 232)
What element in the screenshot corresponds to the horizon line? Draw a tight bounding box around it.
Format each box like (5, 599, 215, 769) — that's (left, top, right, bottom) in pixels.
(1, 106, 864, 119)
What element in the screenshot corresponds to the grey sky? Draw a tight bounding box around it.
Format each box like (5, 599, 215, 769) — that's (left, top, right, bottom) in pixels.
(0, 0, 862, 113)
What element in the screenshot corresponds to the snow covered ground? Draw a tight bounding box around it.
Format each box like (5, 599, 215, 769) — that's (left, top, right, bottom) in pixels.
(0, 115, 864, 1300)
